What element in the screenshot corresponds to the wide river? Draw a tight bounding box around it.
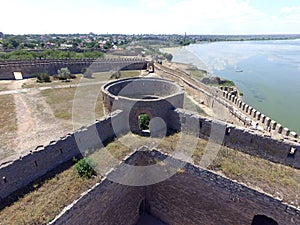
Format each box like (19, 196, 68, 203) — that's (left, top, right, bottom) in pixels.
(163, 39, 300, 134)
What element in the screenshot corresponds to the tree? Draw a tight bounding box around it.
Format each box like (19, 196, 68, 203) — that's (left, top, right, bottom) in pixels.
(81, 68, 93, 78)
(164, 53, 173, 62)
(57, 67, 71, 80)
(34, 72, 51, 83)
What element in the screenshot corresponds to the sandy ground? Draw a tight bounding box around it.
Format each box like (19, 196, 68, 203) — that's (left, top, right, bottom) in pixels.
(3, 80, 70, 158)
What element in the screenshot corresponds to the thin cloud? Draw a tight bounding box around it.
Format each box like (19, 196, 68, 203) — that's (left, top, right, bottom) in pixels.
(0, 0, 299, 34)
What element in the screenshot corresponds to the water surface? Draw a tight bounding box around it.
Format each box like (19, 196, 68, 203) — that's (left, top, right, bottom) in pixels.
(163, 40, 300, 134)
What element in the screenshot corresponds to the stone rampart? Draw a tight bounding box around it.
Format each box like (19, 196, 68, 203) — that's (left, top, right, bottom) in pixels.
(51, 150, 300, 225)
(0, 110, 126, 201)
(154, 63, 299, 140)
(169, 108, 300, 169)
(51, 179, 145, 225)
(0, 58, 147, 80)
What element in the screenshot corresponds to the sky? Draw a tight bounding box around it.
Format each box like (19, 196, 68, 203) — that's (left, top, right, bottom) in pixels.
(0, 0, 299, 35)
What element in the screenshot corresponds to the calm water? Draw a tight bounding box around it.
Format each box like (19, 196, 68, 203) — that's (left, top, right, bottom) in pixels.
(163, 39, 300, 134)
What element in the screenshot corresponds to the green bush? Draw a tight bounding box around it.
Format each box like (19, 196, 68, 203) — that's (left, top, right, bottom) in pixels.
(221, 79, 235, 87)
(57, 67, 71, 80)
(34, 72, 51, 83)
(75, 158, 96, 178)
(82, 68, 93, 78)
(139, 113, 150, 130)
(110, 71, 121, 79)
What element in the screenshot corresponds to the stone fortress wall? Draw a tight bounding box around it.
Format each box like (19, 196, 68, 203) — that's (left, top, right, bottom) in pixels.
(0, 61, 300, 223)
(154, 63, 299, 140)
(1, 77, 300, 208)
(0, 58, 148, 80)
(51, 149, 300, 225)
(0, 110, 127, 202)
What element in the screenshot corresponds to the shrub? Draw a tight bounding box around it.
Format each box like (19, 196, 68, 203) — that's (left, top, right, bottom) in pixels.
(139, 113, 150, 130)
(57, 67, 72, 80)
(75, 158, 96, 178)
(82, 68, 93, 78)
(110, 70, 121, 79)
(34, 72, 51, 83)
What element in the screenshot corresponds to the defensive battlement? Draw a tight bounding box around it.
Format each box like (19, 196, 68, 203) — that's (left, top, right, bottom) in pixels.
(0, 58, 148, 80)
(154, 63, 299, 141)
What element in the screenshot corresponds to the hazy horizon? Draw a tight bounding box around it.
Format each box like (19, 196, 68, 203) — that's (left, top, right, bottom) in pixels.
(2, 32, 300, 36)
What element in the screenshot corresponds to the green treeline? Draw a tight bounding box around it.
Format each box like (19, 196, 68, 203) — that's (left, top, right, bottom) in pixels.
(0, 50, 104, 60)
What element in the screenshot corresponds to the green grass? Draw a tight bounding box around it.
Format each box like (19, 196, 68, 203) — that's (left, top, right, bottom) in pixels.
(221, 79, 235, 87)
(185, 66, 206, 81)
(117, 70, 141, 79)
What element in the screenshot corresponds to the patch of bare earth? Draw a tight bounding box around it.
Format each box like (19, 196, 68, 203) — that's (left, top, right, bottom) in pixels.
(0, 94, 17, 159)
(7, 80, 70, 155)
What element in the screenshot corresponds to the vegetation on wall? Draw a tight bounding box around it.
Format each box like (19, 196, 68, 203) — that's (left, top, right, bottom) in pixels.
(75, 158, 96, 178)
(139, 114, 150, 130)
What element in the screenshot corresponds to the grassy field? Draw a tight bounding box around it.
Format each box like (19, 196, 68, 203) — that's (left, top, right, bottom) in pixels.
(21, 75, 83, 89)
(0, 132, 299, 224)
(0, 95, 17, 159)
(40, 71, 140, 121)
(185, 65, 207, 81)
(41, 87, 104, 121)
(22, 70, 141, 89)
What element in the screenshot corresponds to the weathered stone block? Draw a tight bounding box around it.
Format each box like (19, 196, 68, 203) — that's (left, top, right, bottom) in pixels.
(283, 128, 290, 136)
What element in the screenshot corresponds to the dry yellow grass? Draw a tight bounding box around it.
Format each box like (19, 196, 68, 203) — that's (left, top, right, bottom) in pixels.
(0, 132, 299, 224)
(0, 165, 101, 225)
(158, 133, 300, 207)
(41, 87, 104, 121)
(0, 94, 17, 159)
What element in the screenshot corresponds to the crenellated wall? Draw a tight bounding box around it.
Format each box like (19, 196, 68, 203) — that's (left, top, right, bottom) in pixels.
(154, 63, 299, 140)
(0, 58, 148, 80)
(1, 73, 299, 222)
(0, 110, 126, 202)
(168, 108, 300, 169)
(1, 106, 299, 205)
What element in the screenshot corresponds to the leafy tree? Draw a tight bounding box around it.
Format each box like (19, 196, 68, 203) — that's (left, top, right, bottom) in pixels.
(81, 68, 93, 78)
(164, 53, 173, 61)
(57, 67, 71, 80)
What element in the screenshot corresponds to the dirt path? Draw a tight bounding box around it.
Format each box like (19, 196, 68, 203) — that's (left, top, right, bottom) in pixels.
(8, 80, 69, 155)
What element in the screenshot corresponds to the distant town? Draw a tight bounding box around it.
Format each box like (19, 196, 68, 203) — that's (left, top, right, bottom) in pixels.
(0, 32, 300, 61)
